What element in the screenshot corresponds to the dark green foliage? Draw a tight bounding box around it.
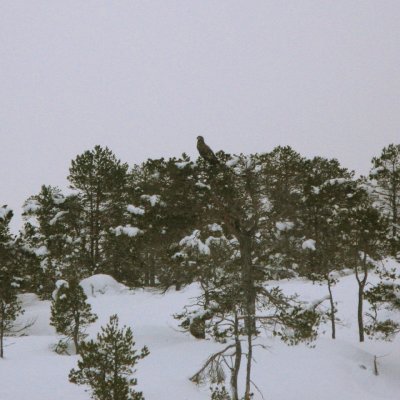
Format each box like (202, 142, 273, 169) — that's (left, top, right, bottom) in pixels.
(21, 186, 88, 298)
(69, 314, 149, 400)
(50, 280, 97, 354)
(369, 144, 400, 256)
(11, 142, 400, 395)
(177, 151, 321, 399)
(21, 185, 68, 298)
(365, 272, 400, 340)
(210, 385, 231, 400)
(68, 145, 129, 274)
(0, 206, 24, 358)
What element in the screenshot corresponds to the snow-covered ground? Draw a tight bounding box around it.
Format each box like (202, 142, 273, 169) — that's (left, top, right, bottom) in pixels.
(1, 269, 400, 400)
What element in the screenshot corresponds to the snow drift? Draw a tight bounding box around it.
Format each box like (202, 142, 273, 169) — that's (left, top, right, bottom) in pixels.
(79, 274, 128, 297)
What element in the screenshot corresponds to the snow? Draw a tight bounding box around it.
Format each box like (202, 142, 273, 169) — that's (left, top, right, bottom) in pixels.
(370, 166, 385, 175)
(141, 194, 163, 207)
(25, 216, 40, 228)
(22, 200, 40, 213)
(175, 161, 191, 169)
(49, 211, 69, 225)
(80, 274, 128, 297)
(127, 205, 145, 215)
(312, 186, 320, 194)
(226, 156, 240, 167)
(52, 280, 69, 299)
(172, 251, 187, 260)
(208, 223, 223, 232)
(2, 272, 400, 400)
(179, 230, 211, 255)
(260, 196, 272, 212)
(323, 178, 348, 187)
(34, 245, 49, 257)
(195, 182, 211, 190)
(0, 206, 12, 219)
(302, 239, 316, 251)
(55, 280, 69, 289)
(112, 225, 143, 237)
(276, 221, 295, 231)
(52, 194, 65, 205)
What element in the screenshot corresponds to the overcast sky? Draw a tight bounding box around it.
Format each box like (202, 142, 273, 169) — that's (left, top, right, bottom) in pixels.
(1, 1, 400, 231)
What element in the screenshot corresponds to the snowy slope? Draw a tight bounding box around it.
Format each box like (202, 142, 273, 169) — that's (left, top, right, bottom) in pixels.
(1, 271, 400, 400)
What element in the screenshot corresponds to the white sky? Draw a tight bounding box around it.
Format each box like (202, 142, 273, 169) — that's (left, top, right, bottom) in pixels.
(1, 1, 400, 231)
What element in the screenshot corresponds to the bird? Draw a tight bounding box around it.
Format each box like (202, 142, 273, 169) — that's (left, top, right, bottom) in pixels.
(196, 136, 219, 164)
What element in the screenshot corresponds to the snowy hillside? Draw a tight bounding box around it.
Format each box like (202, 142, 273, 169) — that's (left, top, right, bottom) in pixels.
(1, 272, 400, 400)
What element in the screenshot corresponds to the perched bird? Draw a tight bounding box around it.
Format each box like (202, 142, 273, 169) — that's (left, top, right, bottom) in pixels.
(196, 136, 219, 164)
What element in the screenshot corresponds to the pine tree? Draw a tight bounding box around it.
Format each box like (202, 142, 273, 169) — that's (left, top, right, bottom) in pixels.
(68, 146, 129, 274)
(0, 206, 23, 358)
(69, 314, 149, 400)
(369, 144, 400, 257)
(365, 266, 400, 340)
(131, 155, 201, 289)
(299, 157, 353, 338)
(179, 150, 320, 400)
(343, 183, 388, 342)
(50, 279, 97, 354)
(21, 185, 69, 297)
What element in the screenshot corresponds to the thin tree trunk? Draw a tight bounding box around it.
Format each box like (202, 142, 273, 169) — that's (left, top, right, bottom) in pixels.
(238, 232, 255, 400)
(239, 234, 256, 333)
(355, 252, 368, 343)
(94, 194, 101, 273)
(327, 277, 336, 339)
(358, 284, 365, 342)
(244, 322, 253, 400)
(231, 312, 241, 400)
(73, 313, 80, 354)
(150, 258, 156, 286)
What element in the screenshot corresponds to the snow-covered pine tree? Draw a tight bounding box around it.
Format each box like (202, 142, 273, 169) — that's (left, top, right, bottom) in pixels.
(0, 206, 23, 358)
(69, 314, 149, 400)
(176, 227, 244, 399)
(178, 149, 321, 400)
(369, 144, 400, 257)
(21, 185, 71, 297)
(68, 145, 129, 275)
(365, 265, 400, 340)
(130, 154, 202, 289)
(342, 182, 388, 342)
(298, 157, 353, 339)
(50, 279, 97, 354)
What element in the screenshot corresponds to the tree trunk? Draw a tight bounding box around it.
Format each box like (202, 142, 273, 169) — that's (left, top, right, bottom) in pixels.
(238, 232, 255, 400)
(89, 189, 95, 273)
(231, 312, 241, 400)
(73, 314, 80, 354)
(327, 277, 336, 339)
(239, 233, 256, 333)
(244, 322, 253, 400)
(355, 253, 368, 343)
(358, 283, 365, 342)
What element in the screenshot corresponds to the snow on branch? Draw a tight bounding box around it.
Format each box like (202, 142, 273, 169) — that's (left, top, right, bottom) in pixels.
(111, 225, 143, 237)
(127, 205, 145, 215)
(179, 230, 210, 255)
(302, 239, 316, 251)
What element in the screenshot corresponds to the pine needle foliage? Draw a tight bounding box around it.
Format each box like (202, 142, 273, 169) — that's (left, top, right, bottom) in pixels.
(50, 280, 97, 354)
(69, 314, 149, 400)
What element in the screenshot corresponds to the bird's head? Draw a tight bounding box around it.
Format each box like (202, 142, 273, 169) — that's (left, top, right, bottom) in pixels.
(197, 135, 204, 142)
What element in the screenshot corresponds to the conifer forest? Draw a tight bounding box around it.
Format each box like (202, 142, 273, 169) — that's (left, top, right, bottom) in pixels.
(2, 2, 400, 400)
(2, 143, 400, 399)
